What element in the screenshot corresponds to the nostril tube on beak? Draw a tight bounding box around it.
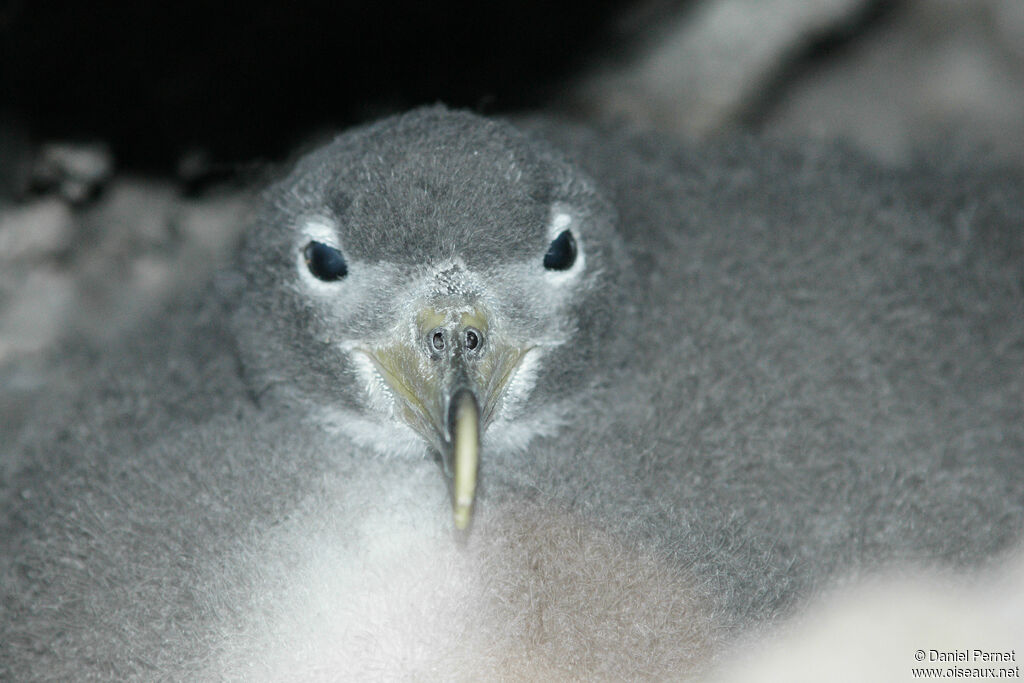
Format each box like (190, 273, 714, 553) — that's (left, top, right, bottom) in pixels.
(428, 327, 447, 354)
(463, 327, 483, 353)
(425, 325, 485, 357)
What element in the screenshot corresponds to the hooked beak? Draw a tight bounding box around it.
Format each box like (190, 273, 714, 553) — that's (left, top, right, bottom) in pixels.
(356, 305, 531, 530)
(447, 388, 479, 530)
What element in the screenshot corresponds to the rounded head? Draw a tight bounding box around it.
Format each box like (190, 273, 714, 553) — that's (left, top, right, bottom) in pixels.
(232, 107, 630, 460)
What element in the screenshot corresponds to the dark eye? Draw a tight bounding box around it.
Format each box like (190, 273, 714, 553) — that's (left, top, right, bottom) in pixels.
(543, 230, 577, 271)
(303, 241, 348, 281)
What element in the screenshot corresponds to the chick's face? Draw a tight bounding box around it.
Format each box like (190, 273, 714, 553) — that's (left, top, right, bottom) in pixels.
(234, 110, 624, 526)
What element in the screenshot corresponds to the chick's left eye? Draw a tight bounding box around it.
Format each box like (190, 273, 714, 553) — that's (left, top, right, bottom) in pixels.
(543, 230, 577, 271)
(303, 241, 348, 281)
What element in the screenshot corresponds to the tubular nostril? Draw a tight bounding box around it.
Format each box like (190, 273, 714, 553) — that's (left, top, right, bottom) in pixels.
(425, 325, 484, 357)
(431, 329, 446, 352)
(464, 327, 482, 352)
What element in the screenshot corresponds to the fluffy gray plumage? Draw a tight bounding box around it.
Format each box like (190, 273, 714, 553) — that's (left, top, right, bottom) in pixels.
(2, 106, 1023, 680)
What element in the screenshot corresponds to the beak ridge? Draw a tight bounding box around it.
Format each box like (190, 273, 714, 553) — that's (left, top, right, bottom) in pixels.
(448, 388, 479, 530)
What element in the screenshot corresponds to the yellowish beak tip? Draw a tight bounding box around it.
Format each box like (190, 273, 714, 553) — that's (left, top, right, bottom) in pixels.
(453, 503, 472, 530)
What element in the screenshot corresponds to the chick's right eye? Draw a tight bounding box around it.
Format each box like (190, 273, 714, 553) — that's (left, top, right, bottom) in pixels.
(303, 241, 348, 281)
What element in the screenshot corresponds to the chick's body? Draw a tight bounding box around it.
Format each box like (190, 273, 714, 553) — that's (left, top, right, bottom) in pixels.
(1, 108, 1022, 680)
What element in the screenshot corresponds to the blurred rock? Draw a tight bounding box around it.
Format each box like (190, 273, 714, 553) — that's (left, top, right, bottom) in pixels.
(0, 198, 74, 262)
(566, 0, 1024, 167)
(567, 0, 871, 137)
(0, 178, 248, 366)
(761, 0, 1024, 166)
(702, 550, 1024, 683)
(28, 142, 115, 203)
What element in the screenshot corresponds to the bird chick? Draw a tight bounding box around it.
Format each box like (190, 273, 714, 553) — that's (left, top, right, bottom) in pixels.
(2, 106, 1022, 680)
(231, 108, 632, 529)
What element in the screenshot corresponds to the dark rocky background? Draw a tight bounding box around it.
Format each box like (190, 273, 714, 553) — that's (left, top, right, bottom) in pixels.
(1, 0, 627, 172)
(2, 0, 1023, 363)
